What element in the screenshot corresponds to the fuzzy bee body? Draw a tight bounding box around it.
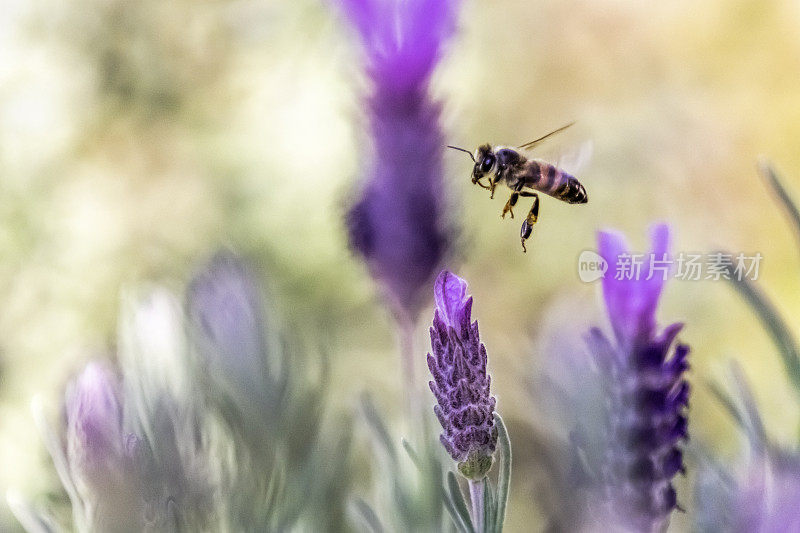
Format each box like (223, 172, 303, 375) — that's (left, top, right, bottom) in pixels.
(448, 124, 588, 252)
(499, 153, 588, 205)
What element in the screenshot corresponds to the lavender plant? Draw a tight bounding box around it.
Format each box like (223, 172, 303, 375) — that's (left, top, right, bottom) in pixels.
(11, 290, 216, 532)
(352, 394, 453, 532)
(332, 0, 465, 525)
(585, 224, 690, 532)
(62, 362, 144, 531)
(529, 225, 690, 532)
(336, 0, 457, 388)
(6, 362, 137, 533)
(428, 271, 498, 478)
(9, 253, 352, 532)
(186, 251, 353, 532)
(694, 161, 800, 531)
(349, 270, 510, 533)
(696, 363, 800, 532)
(427, 271, 512, 533)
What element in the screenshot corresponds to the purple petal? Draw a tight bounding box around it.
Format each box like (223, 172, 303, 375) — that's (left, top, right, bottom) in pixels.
(598, 228, 631, 343)
(434, 270, 469, 329)
(339, 0, 457, 322)
(66, 362, 125, 479)
(598, 224, 672, 347)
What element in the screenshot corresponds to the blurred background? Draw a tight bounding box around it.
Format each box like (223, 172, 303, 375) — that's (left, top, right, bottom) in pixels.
(2, 0, 800, 530)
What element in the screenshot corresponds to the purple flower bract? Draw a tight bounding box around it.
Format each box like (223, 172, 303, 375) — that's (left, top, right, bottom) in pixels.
(589, 224, 690, 531)
(339, 0, 457, 323)
(427, 271, 497, 479)
(66, 362, 126, 478)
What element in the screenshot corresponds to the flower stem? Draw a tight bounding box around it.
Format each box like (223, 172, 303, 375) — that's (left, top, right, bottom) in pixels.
(397, 317, 419, 423)
(469, 478, 485, 533)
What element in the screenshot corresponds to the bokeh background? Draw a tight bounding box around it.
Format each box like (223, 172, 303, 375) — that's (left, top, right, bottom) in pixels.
(2, 0, 800, 530)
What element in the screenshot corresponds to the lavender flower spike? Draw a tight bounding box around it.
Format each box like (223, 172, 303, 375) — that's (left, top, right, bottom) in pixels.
(65, 361, 144, 530)
(590, 224, 690, 532)
(66, 362, 126, 485)
(428, 271, 497, 480)
(339, 0, 456, 323)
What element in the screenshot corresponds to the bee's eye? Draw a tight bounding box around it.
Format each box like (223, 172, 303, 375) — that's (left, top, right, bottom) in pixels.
(480, 155, 495, 173)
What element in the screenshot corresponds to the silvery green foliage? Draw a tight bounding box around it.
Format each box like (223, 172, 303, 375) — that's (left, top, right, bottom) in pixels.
(447, 413, 511, 533)
(13, 290, 216, 532)
(354, 270, 512, 533)
(695, 162, 800, 532)
(697, 364, 800, 532)
(355, 409, 510, 533)
(118, 289, 217, 531)
(11, 252, 351, 532)
(353, 396, 511, 533)
(186, 251, 352, 532)
(353, 395, 452, 533)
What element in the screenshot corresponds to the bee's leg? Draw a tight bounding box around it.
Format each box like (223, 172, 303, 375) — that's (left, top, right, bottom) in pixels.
(489, 166, 508, 199)
(501, 192, 519, 219)
(473, 176, 491, 190)
(502, 189, 535, 219)
(520, 193, 540, 253)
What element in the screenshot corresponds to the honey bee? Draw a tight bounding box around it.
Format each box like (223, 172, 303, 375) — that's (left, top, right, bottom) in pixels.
(448, 122, 588, 252)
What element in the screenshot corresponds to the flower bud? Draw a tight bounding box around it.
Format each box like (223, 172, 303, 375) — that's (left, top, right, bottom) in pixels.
(427, 271, 497, 480)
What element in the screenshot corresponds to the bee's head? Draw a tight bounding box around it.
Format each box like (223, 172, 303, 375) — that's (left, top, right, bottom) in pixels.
(472, 144, 496, 183)
(446, 143, 496, 184)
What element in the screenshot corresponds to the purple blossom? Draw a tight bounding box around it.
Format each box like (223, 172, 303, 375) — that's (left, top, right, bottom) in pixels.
(735, 452, 800, 532)
(588, 224, 690, 531)
(63, 358, 215, 529)
(66, 362, 127, 482)
(186, 252, 268, 391)
(696, 446, 800, 532)
(599, 224, 671, 348)
(338, 0, 457, 323)
(427, 271, 497, 480)
(64, 361, 148, 530)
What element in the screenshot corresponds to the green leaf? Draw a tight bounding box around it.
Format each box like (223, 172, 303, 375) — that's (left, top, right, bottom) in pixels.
(441, 489, 467, 533)
(707, 381, 748, 432)
(6, 491, 59, 533)
(758, 159, 800, 249)
(263, 462, 284, 517)
(483, 476, 496, 533)
(729, 362, 768, 448)
(352, 498, 384, 533)
(360, 393, 397, 463)
(446, 471, 475, 533)
(404, 440, 468, 532)
(708, 362, 768, 450)
(493, 414, 512, 533)
(401, 438, 422, 470)
(31, 398, 85, 530)
(723, 264, 800, 402)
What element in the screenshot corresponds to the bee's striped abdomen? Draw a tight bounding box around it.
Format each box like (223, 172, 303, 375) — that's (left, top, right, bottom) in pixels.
(526, 160, 588, 204)
(553, 173, 588, 204)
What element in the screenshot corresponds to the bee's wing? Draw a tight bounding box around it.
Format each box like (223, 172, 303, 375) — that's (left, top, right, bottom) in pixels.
(517, 122, 575, 150)
(552, 140, 593, 176)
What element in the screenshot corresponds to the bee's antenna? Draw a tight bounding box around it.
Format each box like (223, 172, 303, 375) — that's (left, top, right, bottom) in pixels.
(447, 145, 475, 162)
(518, 121, 576, 150)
